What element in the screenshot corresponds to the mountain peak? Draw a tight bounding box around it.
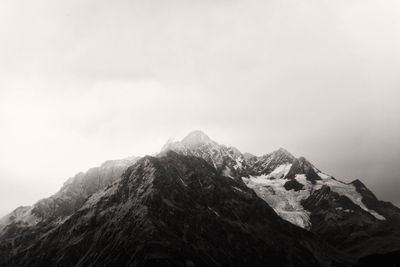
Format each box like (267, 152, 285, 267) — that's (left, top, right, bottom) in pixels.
(181, 130, 215, 147)
(267, 147, 296, 162)
(275, 147, 294, 157)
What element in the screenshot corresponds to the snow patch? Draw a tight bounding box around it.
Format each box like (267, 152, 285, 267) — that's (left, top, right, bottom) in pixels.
(233, 186, 245, 193)
(317, 172, 331, 179)
(315, 174, 386, 220)
(243, 170, 312, 230)
(208, 207, 220, 217)
(233, 157, 244, 170)
(222, 167, 234, 179)
(242, 164, 386, 230)
(265, 164, 292, 179)
(179, 177, 188, 187)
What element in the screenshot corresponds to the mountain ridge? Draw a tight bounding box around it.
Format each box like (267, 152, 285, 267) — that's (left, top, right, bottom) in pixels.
(0, 156, 140, 234)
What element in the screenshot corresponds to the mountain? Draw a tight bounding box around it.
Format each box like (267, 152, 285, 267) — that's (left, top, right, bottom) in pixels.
(0, 152, 349, 267)
(0, 156, 139, 235)
(163, 131, 400, 260)
(0, 130, 399, 266)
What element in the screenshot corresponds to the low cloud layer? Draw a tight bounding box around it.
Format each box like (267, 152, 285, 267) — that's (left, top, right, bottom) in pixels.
(0, 0, 399, 216)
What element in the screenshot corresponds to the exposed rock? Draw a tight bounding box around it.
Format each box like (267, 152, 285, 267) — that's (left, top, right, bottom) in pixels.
(284, 179, 305, 191)
(286, 157, 321, 183)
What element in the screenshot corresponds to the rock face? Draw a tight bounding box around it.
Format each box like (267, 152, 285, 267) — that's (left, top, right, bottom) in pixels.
(284, 179, 304, 191)
(0, 130, 399, 266)
(249, 148, 296, 175)
(285, 157, 321, 183)
(351, 179, 400, 223)
(302, 185, 400, 259)
(161, 131, 250, 179)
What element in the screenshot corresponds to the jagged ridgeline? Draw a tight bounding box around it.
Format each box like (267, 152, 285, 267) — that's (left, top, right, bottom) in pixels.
(1, 131, 399, 266)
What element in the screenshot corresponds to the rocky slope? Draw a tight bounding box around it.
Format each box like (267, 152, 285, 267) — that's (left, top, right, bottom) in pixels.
(0, 156, 139, 234)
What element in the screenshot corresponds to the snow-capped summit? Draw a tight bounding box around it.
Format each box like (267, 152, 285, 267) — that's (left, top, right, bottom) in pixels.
(161, 130, 218, 154)
(181, 130, 214, 147)
(250, 147, 296, 175)
(285, 156, 321, 183)
(161, 131, 246, 177)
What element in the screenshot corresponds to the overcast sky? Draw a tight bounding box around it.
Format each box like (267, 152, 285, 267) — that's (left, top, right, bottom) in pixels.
(0, 0, 399, 216)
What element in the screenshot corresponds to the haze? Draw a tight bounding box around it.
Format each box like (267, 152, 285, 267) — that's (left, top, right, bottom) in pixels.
(0, 0, 399, 216)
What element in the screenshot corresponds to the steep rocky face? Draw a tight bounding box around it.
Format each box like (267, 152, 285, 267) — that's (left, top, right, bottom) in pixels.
(162, 131, 250, 178)
(302, 186, 400, 259)
(0, 206, 37, 233)
(351, 179, 400, 224)
(286, 157, 321, 183)
(0, 156, 139, 235)
(0, 152, 349, 267)
(249, 148, 296, 176)
(284, 179, 304, 191)
(162, 132, 297, 180)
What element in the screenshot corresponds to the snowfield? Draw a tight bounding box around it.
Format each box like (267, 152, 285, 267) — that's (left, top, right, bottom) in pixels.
(243, 164, 385, 229)
(243, 164, 314, 229)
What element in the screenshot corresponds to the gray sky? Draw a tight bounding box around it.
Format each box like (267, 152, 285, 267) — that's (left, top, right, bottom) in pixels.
(0, 0, 399, 216)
